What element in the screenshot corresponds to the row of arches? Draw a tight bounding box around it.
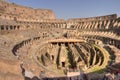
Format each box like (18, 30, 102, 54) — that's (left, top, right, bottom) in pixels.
(12, 36, 41, 56)
(12, 31, 51, 56)
(0, 22, 67, 31)
(0, 25, 20, 30)
(0, 19, 119, 31)
(69, 19, 120, 30)
(82, 35, 120, 49)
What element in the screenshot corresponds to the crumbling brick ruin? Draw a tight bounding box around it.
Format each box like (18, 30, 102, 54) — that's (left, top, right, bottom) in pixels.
(0, 0, 120, 80)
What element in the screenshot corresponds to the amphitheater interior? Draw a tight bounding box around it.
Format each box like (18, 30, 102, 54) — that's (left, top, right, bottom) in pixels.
(0, 0, 120, 80)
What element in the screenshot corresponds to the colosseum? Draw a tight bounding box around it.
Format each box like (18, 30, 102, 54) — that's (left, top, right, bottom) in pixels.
(0, 0, 120, 80)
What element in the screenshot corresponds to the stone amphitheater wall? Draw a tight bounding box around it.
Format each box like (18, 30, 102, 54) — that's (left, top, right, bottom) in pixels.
(0, 0, 55, 21)
(0, 1, 120, 79)
(68, 14, 117, 21)
(67, 14, 120, 30)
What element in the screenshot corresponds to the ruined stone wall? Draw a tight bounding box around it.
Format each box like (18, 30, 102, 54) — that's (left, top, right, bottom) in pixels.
(67, 14, 120, 30)
(1, 0, 120, 79)
(68, 14, 117, 22)
(0, 0, 56, 21)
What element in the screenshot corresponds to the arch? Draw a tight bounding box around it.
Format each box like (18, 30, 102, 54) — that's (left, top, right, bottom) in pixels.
(62, 62, 65, 67)
(45, 52, 50, 59)
(14, 17, 17, 21)
(6, 25, 9, 30)
(1, 25, 4, 30)
(17, 26, 20, 30)
(14, 26, 16, 30)
(10, 25, 13, 30)
(51, 55, 54, 61)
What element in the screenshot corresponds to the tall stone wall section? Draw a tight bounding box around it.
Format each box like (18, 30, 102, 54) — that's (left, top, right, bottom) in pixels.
(0, 0, 56, 21)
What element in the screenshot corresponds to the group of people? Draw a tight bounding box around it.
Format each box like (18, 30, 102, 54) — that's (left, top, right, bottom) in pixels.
(103, 70, 120, 80)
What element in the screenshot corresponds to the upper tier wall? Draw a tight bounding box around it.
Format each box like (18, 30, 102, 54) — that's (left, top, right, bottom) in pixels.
(67, 14, 117, 22)
(0, 0, 56, 21)
(66, 14, 120, 30)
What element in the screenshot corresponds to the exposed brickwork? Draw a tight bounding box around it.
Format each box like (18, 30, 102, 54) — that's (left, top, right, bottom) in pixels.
(0, 0, 120, 80)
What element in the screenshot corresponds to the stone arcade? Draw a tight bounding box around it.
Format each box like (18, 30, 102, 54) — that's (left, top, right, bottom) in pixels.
(0, 0, 120, 80)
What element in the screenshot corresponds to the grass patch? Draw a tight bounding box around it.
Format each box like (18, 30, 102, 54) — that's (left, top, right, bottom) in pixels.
(90, 66, 105, 74)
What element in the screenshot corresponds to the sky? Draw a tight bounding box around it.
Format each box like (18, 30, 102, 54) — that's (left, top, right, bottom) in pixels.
(8, 0, 120, 19)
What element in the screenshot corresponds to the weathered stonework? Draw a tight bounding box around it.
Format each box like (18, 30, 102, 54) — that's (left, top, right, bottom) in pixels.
(0, 0, 120, 80)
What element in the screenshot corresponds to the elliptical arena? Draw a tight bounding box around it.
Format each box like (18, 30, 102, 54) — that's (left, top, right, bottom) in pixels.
(0, 1, 120, 80)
